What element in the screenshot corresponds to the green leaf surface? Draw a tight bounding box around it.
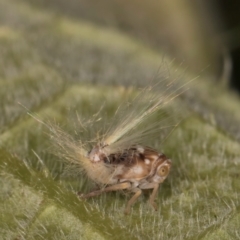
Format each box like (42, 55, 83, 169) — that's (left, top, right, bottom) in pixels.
(0, 0, 240, 239)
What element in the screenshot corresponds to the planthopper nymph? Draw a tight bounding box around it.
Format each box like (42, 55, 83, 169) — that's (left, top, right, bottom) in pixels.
(45, 75, 189, 214)
(82, 143, 171, 214)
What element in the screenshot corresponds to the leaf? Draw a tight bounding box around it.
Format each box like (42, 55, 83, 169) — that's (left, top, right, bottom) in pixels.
(0, 0, 240, 239)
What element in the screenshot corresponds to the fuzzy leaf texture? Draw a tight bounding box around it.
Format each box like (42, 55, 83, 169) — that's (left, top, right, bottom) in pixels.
(0, 0, 240, 239)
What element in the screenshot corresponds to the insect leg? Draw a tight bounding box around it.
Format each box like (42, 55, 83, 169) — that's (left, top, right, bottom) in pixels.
(79, 182, 131, 198)
(148, 183, 159, 211)
(124, 188, 142, 215)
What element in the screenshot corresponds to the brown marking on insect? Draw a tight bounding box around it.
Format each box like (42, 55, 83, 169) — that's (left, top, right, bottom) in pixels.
(81, 144, 171, 214)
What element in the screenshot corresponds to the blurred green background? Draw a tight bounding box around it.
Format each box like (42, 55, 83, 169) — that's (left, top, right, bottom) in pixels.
(0, 0, 240, 239)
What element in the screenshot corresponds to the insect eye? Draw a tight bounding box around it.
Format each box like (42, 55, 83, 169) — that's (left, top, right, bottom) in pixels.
(157, 165, 169, 177)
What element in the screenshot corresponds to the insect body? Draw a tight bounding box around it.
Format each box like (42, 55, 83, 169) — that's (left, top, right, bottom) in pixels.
(81, 144, 171, 214)
(44, 78, 186, 214)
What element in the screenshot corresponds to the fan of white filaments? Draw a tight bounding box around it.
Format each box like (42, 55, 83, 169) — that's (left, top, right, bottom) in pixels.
(100, 79, 190, 155)
(27, 72, 193, 180)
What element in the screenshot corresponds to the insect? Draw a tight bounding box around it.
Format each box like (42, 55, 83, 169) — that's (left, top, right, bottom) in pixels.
(81, 144, 171, 214)
(36, 71, 189, 214)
